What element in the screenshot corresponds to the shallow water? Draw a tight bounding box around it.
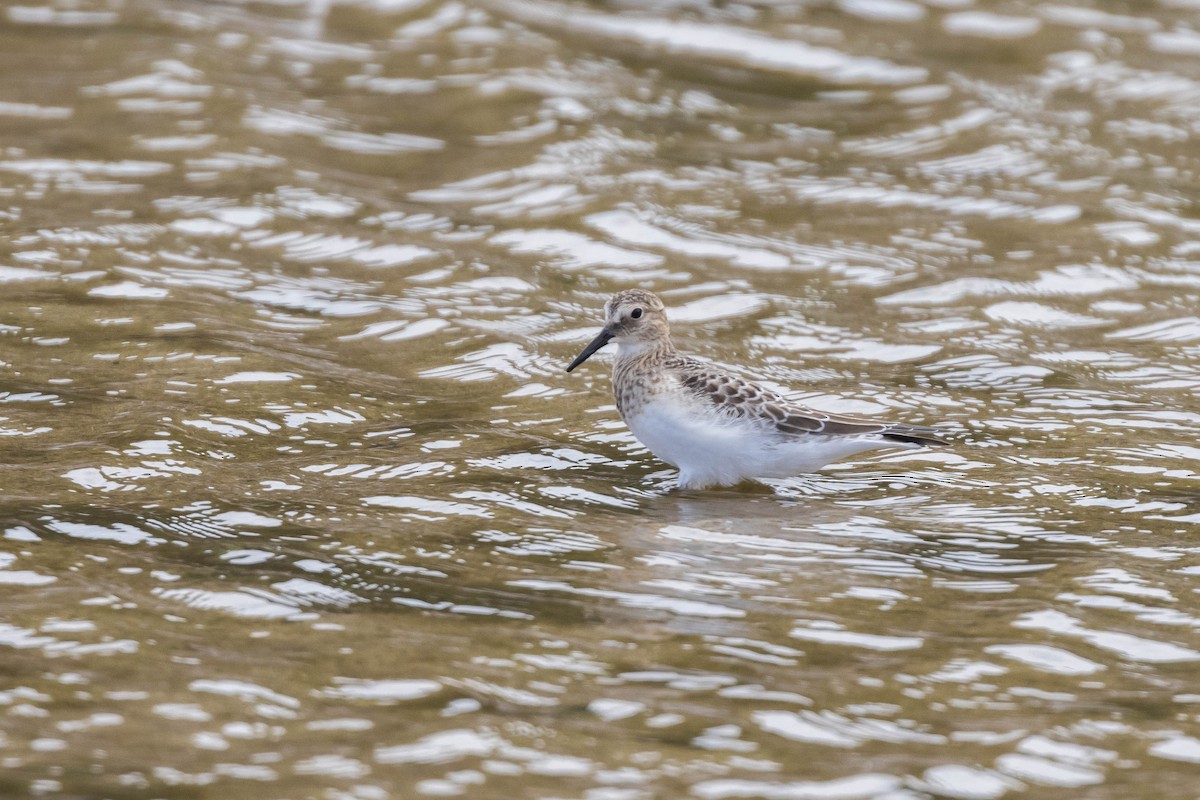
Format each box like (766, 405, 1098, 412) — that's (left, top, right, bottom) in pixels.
(3, 0, 1200, 797)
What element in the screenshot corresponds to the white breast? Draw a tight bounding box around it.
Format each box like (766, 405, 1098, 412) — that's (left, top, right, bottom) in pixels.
(624, 398, 760, 488)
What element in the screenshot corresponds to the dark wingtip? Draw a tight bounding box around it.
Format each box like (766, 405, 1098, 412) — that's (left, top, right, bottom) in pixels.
(884, 430, 951, 447)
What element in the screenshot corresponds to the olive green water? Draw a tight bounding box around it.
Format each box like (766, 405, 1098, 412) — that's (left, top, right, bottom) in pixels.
(3, 0, 1200, 797)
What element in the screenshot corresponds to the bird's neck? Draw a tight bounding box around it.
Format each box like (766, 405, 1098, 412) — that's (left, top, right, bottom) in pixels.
(614, 337, 675, 364)
(611, 337, 676, 418)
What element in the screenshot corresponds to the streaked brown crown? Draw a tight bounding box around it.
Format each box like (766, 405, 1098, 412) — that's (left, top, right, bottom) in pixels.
(604, 289, 665, 317)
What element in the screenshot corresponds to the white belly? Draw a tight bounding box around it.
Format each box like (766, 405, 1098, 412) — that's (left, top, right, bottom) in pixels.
(624, 399, 909, 489)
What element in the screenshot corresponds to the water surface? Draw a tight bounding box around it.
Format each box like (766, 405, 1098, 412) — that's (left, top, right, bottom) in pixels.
(3, 0, 1200, 797)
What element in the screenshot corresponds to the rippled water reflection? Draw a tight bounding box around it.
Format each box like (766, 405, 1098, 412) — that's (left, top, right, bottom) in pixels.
(3, 0, 1200, 797)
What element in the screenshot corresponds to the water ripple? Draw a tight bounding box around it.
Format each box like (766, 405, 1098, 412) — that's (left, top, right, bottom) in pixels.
(3, 0, 1200, 797)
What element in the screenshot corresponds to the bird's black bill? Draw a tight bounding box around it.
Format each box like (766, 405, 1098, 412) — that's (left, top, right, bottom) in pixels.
(565, 328, 613, 373)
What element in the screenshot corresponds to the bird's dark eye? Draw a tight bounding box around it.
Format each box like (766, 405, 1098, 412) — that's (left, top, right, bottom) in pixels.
(630, 308, 643, 319)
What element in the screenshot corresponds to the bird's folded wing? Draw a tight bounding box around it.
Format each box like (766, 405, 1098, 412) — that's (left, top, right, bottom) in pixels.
(675, 360, 948, 445)
(776, 407, 948, 445)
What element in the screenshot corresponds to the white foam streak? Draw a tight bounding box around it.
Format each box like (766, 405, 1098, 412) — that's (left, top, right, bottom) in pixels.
(492, 1, 927, 85)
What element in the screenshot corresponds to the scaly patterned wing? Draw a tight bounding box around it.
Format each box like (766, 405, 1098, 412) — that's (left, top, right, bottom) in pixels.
(674, 358, 948, 446)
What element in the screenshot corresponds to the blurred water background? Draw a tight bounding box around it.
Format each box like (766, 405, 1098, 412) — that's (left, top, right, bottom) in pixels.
(3, 0, 1200, 797)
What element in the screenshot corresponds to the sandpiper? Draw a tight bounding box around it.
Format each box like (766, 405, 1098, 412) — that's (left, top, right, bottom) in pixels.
(566, 289, 948, 489)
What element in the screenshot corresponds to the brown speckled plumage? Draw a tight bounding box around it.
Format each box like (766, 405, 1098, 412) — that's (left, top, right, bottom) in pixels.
(566, 289, 949, 488)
